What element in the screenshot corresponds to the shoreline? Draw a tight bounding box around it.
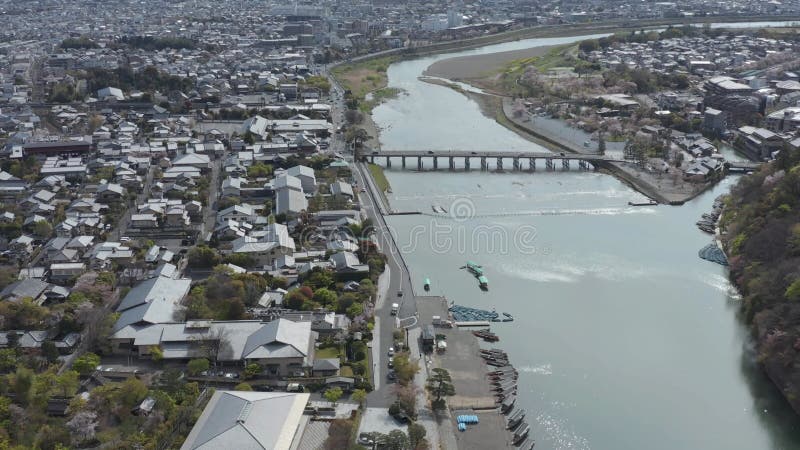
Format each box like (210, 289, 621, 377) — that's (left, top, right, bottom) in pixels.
(419, 76, 713, 205)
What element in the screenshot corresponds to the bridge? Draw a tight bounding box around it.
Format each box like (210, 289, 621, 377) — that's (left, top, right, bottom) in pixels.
(365, 150, 624, 172)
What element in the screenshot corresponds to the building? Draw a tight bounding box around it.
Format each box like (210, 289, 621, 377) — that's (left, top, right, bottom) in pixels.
(274, 174, 308, 216)
(180, 391, 310, 450)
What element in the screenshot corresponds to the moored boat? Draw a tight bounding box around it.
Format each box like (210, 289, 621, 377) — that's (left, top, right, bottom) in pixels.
(424, 278, 431, 291)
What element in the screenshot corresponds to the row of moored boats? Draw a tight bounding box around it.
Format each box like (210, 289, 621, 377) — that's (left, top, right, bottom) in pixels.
(485, 353, 534, 448)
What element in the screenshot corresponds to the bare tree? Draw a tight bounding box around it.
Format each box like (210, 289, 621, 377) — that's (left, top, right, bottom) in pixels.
(192, 327, 232, 367)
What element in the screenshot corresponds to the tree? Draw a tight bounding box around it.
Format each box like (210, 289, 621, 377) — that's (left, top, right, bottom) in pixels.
(408, 422, 428, 450)
(150, 345, 164, 362)
(243, 363, 262, 380)
(324, 387, 343, 405)
(426, 368, 456, 403)
(66, 411, 98, 445)
(187, 245, 222, 268)
(0, 349, 16, 372)
(598, 132, 606, 155)
(187, 358, 210, 376)
(385, 429, 410, 450)
(42, 341, 60, 363)
(324, 418, 353, 450)
(351, 388, 367, 407)
(393, 352, 419, 386)
(234, 382, 253, 391)
(313, 288, 337, 308)
(11, 367, 34, 406)
(73, 352, 101, 375)
(56, 370, 79, 397)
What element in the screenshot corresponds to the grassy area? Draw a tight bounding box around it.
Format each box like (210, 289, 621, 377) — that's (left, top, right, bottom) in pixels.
(340, 365, 355, 377)
(331, 55, 399, 101)
(359, 87, 404, 114)
(368, 163, 390, 192)
(316, 346, 341, 359)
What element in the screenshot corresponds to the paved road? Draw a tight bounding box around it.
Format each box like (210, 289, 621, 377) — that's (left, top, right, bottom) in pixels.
(353, 162, 420, 400)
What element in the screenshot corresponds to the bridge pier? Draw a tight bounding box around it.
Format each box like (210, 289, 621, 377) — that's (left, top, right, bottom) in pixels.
(417, 157, 423, 171)
(496, 157, 503, 171)
(562, 159, 569, 170)
(481, 157, 487, 171)
(433, 157, 438, 170)
(513, 157, 520, 171)
(546, 158, 554, 171)
(386, 156, 391, 168)
(529, 158, 536, 172)
(402, 156, 406, 169)
(369, 156, 375, 164)
(578, 160, 587, 170)
(464, 157, 470, 171)
(449, 156, 455, 171)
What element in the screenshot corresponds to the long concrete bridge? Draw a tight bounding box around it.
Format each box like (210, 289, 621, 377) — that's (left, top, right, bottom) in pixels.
(365, 150, 624, 171)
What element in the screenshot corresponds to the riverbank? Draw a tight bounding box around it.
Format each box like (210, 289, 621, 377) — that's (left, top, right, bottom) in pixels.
(419, 76, 712, 204)
(423, 45, 557, 82)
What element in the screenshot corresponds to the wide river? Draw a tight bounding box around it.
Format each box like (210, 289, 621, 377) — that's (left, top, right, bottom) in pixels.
(371, 25, 800, 450)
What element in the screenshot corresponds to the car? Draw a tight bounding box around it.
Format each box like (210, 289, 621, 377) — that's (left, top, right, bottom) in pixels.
(397, 290, 403, 297)
(357, 433, 374, 446)
(388, 357, 394, 368)
(559, 152, 566, 156)
(255, 385, 274, 392)
(224, 372, 238, 379)
(427, 150, 435, 155)
(120, 236, 130, 242)
(388, 347, 395, 357)
(387, 370, 397, 381)
(471, 151, 477, 155)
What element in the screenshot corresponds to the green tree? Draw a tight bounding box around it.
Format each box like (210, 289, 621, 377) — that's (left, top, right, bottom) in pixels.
(12, 367, 34, 406)
(324, 387, 343, 405)
(393, 352, 419, 386)
(0, 349, 16, 372)
(150, 345, 164, 362)
(384, 429, 410, 450)
(408, 422, 427, 449)
(73, 352, 101, 375)
(313, 288, 337, 308)
(187, 358, 210, 376)
(42, 341, 59, 363)
(234, 382, 253, 391)
(351, 388, 367, 407)
(426, 368, 456, 403)
(187, 245, 222, 268)
(56, 370, 79, 397)
(243, 363, 262, 380)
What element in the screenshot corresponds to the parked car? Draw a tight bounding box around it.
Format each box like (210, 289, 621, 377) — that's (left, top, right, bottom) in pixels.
(357, 433, 374, 446)
(387, 357, 394, 368)
(387, 370, 397, 381)
(387, 347, 395, 357)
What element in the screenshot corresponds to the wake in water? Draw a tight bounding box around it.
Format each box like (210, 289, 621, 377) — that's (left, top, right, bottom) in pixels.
(518, 363, 553, 375)
(421, 207, 658, 219)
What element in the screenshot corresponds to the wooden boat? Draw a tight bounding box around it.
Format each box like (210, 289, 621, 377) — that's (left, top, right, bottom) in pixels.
(500, 395, 516, 413)
(472, 329, 499, 342)
(507, 409, 525, 430)
(518, 437, 535, 449)
(513, 423, 530, 445)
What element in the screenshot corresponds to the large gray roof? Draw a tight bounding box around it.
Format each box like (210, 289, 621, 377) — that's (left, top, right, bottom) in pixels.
(180, 391, 310, 450)
(117, 275, 191, 312)
(242, 319, 312, 360)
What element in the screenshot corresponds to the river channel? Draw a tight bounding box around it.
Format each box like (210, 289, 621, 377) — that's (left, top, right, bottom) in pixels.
(371, 25, 800, 450)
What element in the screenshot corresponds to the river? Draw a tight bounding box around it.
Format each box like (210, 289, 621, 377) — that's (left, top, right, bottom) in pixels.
(370, 26, 800, 450)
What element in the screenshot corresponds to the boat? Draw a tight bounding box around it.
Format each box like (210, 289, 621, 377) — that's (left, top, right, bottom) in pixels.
(507, 409, 525, 430)
(472, 329, 499, 342)
(478, 275, 489, 290)
(518, 437, 535, 449)
(500, 395, 516, 413)
(424, 278, 431, 291)
(466, 261, 483, 276)
(513, 423, 530, 445)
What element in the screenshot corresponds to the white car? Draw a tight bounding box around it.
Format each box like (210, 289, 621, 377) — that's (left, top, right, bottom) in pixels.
(387, 347, 395, 357)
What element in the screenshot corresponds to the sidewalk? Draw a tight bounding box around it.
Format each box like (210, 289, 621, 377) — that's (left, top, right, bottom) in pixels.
(371, 265, 391, 390)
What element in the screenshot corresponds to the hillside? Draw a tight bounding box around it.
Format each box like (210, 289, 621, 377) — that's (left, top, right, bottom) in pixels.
(721, 148, 800, 411)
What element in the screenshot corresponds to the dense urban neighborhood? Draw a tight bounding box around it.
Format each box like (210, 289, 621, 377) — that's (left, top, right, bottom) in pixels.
(2, 0, 800, 449)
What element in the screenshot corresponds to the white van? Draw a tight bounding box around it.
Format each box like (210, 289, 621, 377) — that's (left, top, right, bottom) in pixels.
(391, 303, 399, 315)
